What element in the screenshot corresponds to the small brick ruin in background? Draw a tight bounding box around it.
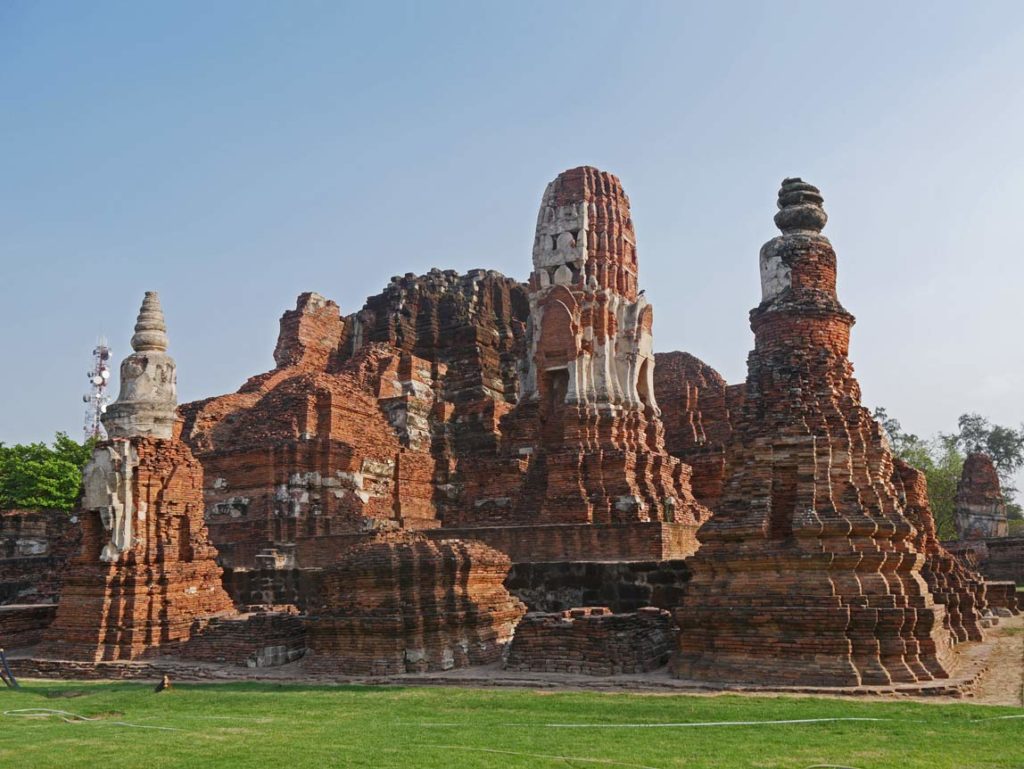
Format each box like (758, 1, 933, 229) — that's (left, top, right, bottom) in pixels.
(505, 606, 674, 675)
(955, 452, 1009, 539)
(303, 534, 525, 675)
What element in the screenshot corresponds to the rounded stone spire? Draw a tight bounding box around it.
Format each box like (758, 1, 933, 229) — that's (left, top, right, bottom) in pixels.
(130, 291, 169, 352)
(102, 291, 177, 440)
(773, 177, 827, 234)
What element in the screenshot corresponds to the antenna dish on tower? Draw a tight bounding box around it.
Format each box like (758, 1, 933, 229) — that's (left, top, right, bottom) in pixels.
(83, 337, 112, 441)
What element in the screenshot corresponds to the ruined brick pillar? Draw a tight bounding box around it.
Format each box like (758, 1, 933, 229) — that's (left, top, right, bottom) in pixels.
(39, 293, 233, 661)
(673, 179, 956, 687)
(955, 452, 1009, 539)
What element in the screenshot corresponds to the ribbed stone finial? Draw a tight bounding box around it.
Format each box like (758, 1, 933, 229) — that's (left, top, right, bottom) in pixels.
(774, 177, 827, 234)
(102, 291, 177, 439)
(130, 291, 169, 352)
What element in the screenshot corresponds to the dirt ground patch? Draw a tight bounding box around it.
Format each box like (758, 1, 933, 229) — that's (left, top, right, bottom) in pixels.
(970, 613, 1023, 705)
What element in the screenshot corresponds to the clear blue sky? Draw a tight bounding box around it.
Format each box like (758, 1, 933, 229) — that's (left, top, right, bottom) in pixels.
(3, 2, 1023, 453)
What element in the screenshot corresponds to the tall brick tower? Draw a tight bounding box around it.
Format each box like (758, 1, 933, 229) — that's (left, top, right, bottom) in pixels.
(450, 167, 709, 560)
(39, 293, 233, 662)
(672, 179, 957, 686)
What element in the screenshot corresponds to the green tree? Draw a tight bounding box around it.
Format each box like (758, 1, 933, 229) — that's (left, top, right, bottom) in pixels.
(0, 432, 94, 512)
(873, 408, 964, 539)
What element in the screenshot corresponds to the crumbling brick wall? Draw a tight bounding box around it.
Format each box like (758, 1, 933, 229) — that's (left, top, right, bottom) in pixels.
(181, 610, 306, 667)
(505, 606, 674, 675)
(0, 508, 80, 605)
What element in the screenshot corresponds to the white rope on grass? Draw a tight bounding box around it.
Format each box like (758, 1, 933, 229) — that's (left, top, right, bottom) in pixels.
(415, 743, 664, 769)
(396, 717, 893, 729)
(543, 717, 892, 728)
(3, 708, 181, 731)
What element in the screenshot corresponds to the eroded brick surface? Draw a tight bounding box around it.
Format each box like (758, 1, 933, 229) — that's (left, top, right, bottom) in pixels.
(303, 534, 525, 674)
(37, 437, 235, 661)
(181, 610, 307, 666)
(0, 509, 79, 606)
(893, 459, 990, 641)
(0, 604, 57, 648)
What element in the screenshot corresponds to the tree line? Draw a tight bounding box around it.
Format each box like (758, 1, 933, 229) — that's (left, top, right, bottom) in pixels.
(0, 433, 95, 511)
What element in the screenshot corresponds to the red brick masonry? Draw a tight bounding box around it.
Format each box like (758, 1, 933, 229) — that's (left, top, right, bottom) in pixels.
(37, 438, 234, 661)
(303, 534, 525, 674)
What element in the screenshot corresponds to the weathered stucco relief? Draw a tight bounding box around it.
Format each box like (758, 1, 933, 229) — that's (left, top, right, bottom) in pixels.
(81, 441, 137, 562)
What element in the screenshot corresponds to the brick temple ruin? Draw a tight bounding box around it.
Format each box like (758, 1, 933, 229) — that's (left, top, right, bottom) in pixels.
(954, 452, 1009, 540)
(2, 166, 1020, 691)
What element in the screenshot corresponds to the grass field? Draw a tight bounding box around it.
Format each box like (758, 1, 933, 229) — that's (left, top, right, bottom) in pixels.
(0, 681, 1021, 768)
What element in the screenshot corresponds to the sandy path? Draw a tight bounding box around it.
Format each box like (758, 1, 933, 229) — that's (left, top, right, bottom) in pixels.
(970, 613, 1023, 706)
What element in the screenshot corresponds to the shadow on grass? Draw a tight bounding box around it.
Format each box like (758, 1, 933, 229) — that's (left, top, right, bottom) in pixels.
(8, 680, 410, 697)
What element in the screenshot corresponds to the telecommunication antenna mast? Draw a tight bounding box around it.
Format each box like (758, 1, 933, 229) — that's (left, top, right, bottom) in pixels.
(83, 338, 112, 440)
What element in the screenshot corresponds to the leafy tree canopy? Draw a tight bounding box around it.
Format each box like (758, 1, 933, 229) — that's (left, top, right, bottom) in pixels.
(0, 433, 94, 512)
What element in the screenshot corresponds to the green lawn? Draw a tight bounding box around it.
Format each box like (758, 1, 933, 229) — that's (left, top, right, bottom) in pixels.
(0, 681, 1020, 768)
